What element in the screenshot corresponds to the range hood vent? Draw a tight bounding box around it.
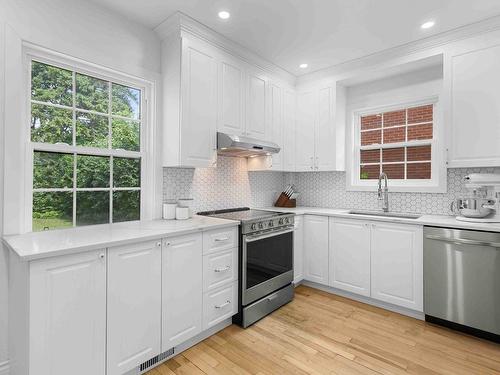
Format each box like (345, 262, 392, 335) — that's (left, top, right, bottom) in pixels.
(217, 132, 280, 158)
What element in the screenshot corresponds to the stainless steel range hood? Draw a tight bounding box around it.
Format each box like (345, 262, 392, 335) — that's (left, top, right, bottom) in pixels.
(217, 132, 280, 158)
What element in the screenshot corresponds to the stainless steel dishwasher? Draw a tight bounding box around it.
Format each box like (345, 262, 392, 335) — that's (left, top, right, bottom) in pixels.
(424, 226, 500, 342)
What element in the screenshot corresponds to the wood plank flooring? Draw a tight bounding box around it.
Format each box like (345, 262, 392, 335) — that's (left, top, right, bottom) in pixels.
(147, 285, 500, 375)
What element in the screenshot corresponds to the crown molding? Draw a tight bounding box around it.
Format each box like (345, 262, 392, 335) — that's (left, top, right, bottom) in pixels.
(154, 12, 296, 86)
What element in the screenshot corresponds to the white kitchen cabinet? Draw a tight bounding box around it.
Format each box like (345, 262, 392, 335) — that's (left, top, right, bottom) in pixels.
(329, 218, 371, 296)
(316, 86, 336, 171)
(203, 248, 237, 292)
(303, 215, 329, 284)
(162, 233, 203, 350)
(370, 222, 423, 311)
(246, 68, 268, 139)
(29, 250, 106, 375)
(203, 281, 238, 329)
(293, 215, 304, 284)
(162, 35, 217, 167)
(296, 90, 317, 171)
(283, 89, 296, 171)
(269, 83, 283, 170)
(446, 42, 500, 167)
(107, 240, 162, 375)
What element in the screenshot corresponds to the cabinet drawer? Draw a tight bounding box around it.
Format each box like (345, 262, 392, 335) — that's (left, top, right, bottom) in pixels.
(203, 281, 238, 329)
(203, 248, 237, 291)
(203, 227, 238, 254)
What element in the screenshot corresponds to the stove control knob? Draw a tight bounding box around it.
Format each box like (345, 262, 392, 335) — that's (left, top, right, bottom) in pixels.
(279, 218, 284, 225)
(258, 222, 264, 229)
(268, 220, 274, 227)
(285, 217, 290, 224)
(251, 223, 257, 230)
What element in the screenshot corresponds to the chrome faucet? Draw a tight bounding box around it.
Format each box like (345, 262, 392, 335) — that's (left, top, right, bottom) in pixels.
(378, 172, 389, 212)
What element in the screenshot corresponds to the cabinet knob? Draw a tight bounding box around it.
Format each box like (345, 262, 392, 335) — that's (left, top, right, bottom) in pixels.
(99, 253, 105, 259)
(156, 241, 161, 247)
(164, 241, 171, 247)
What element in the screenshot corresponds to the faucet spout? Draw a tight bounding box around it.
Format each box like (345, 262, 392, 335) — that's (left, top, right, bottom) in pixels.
(377, 172, 389, 212)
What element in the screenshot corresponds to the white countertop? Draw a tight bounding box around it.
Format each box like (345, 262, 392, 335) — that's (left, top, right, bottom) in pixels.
(260, 206, 500, 233)
(3, 216, 239, 261)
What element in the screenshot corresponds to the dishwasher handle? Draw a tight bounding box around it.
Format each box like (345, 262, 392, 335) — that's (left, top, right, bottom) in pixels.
(425, 234, 500, 248)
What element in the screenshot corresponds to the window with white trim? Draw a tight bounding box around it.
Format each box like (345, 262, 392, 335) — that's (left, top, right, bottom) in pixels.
(30, 59, 144, 231)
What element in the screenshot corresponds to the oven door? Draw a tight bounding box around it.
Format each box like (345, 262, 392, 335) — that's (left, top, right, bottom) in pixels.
(242, 226, 294, 306)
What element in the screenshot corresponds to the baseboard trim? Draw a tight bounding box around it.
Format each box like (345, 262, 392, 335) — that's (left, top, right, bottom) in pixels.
(0, 360, 9, 375)
(301, 281, 425, 320)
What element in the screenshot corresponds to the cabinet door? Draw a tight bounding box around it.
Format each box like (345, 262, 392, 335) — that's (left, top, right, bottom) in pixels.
(447, 43, 500, 167)
(283, 89, 296, 171)
(303, 215, 329, 284)
(371, 222, 423, 311)
(246, 69, 267, 138)
(107, 241, 162, 375)
(269, 83, 283, 170)
(30, 250, 106, 375)
(162, 233, 203, 350)
(315, 86, 336, 171)
(218, 57, 245, 136)
(180, 37, 217, 167)
(293, 215, 304, 284)
(295, 90, 316, 171)
(330, 218, 371, 296)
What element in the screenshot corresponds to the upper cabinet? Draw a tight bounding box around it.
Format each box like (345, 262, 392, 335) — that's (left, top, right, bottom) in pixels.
(218, 56, 246, 136)
(269, 83, 283, 170)
(246, 68, 269, 139)
(445, 41, 500, 167)
(283, 89, 296, 171)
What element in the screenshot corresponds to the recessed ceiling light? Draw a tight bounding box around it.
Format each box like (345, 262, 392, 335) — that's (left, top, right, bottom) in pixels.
(218, 11, 230, 20)
(421, 20, 435, 29)
(299, 63, 308, 69)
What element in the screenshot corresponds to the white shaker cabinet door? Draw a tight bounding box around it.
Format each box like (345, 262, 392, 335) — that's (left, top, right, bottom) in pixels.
(329, 218, 371, 296)
(303, 215, 329, 285)
(371, 222, 423, 311)
(30, 250, 106, 375)
(107, 240, 162, 375)
(269, 83, 283, 170)
(315, 85, 336, 171)
(295, 90, 316, 171)
(246, 69, 267, 139)
(283, 89, 296, 171)
(162, 233, 203, 350)
(218, 56, 245, 136)
(293, 215, 304, 284)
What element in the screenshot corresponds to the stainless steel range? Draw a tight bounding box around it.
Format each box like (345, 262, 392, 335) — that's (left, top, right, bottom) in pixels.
(198, 207, 295, 327)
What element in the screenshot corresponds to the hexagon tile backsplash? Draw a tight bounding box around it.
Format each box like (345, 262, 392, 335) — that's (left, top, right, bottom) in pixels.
(163, 156, 499, 215)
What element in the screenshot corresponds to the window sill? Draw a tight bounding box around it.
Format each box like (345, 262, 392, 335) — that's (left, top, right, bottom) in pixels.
(346, 182, 447, 194)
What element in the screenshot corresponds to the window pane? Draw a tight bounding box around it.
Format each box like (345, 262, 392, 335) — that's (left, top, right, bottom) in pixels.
(112, 119, 140, 151)
(77, 155, 110, 188)
(360, 164, 379, 179)
(33, 152, 73, 189)
(112, 83, 141, 120)
(76, 191, 109, 226)
(113, 157, 140, 187)
(382, 147, 404, 163)
(75, 73, 109, 113)
(360, 149, 380, 164)
(31, 103, 72, 144)
(360, 114, 381, 130)
(407, 123, 433, 141)
(383, 126, 405, 144)
(33, 191, 73, 231)
(407, 163, 431, 179)
(76, 112, 109, 147)
(408, 105, 433, 124)
(31, 61, 73, 106)
(361, 130, 381, 146)
(113, 190, 140, 222)
(383, 110, 406, 127)
(382, 163, 404, 179)
(407, 145, 431, 161)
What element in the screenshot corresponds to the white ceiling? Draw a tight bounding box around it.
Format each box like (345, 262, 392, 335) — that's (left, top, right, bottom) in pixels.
(92, 0, 500, 76)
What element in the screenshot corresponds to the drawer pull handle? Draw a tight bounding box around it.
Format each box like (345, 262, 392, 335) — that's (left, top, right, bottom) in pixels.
(214, 237, 229, 242)
(214, 266, 230, 273)
(215, 300, 231, 309)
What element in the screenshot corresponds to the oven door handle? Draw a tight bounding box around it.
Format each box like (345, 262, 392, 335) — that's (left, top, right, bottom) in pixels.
(244, 227, 294, 243)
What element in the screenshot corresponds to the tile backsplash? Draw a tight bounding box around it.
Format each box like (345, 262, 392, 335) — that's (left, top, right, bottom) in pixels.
(163, 157, 499, 216)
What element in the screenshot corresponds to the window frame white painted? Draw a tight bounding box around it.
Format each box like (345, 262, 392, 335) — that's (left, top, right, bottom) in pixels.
(23, 44, 156, 232)
(346, 96, 447, 193)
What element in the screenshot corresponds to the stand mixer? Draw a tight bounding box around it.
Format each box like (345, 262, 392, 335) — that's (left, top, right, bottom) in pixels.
(453, 173, 500, 223)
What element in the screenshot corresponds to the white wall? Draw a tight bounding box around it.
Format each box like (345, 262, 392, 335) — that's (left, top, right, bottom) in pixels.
(0, 0, 163, 370)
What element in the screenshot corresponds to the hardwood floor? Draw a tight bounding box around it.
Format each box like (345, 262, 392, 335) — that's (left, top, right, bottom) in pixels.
(147, 285, 500, 375)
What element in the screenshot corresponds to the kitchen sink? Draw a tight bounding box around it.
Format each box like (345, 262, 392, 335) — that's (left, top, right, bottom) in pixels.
(347, 210, 421, 219)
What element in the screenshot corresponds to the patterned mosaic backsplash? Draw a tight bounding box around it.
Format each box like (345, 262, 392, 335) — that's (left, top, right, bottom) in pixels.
(285, 167, 500, 215)
(163, 156, 284, 213)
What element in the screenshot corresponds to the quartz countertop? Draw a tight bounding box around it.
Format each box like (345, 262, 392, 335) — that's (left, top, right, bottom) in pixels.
(3, 215, 239, 261)
(260, 206, 500, 233)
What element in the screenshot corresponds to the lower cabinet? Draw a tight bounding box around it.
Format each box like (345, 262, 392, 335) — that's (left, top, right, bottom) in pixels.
(329, 218, 371, 296)
(162, 233, 203, 350)
(107, 240, 162, 375)
(303, 215, 329, 284)
(203, 281, 238, 329)
(29, 250, 106, 375)
(370, 222, 423, 311)
(293, 215, 304, 284)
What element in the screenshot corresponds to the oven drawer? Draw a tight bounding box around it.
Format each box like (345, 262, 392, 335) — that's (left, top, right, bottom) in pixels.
(203, 281, 238, 329)
(203, 227, 238, 254)
(203, 248, 237, 292)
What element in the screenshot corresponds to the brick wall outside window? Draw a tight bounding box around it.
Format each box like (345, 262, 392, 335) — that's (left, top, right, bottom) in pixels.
(359, 104, 433, 180)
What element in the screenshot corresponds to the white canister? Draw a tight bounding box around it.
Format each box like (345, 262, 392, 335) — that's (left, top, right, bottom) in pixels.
(163, 201, 177, 220)
(177, 198, 194, 218)
(175, 206, 190, 220)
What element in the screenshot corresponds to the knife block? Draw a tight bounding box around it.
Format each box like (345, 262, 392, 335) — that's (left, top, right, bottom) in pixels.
(274, 193, 297, 208)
